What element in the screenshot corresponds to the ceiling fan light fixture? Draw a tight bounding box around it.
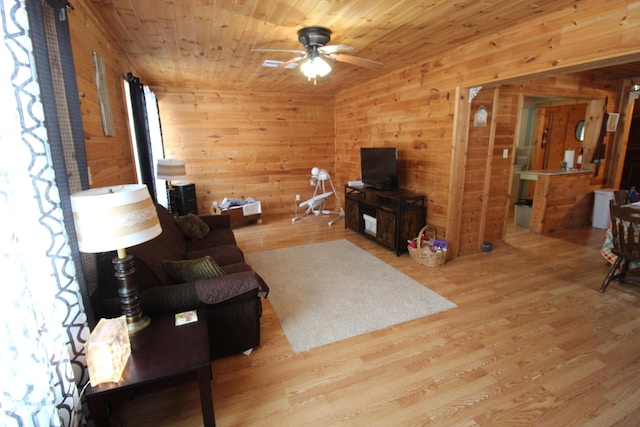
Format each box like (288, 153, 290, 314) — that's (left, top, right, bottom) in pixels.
(253, 26, 383, 83)
(300, 56, 331, 79)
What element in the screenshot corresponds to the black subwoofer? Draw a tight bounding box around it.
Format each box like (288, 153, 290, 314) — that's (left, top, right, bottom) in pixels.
(174, 183, 197, 216)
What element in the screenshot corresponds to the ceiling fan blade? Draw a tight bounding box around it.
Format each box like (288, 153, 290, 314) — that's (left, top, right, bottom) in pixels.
(319, 44, 356, 54)
(258, 56, 305, 78)
(331, 53, 384, 70)
(251, 48, 306, 55)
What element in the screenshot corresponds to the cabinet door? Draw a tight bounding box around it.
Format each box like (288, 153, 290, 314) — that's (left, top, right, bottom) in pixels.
(399, 207, 425, 244)
(376, 209, 396, 248)
(345, 197, 360, 231)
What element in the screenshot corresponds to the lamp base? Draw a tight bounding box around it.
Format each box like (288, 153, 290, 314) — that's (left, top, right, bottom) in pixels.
(127, 315, 151, 335)
(113, 254, 151, 335)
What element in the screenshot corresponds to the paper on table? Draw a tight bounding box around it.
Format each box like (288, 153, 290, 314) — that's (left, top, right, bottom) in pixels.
(175, 310, 198, 326)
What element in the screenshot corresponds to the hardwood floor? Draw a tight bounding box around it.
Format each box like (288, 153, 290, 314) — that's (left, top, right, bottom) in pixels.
(114, 214, 640, 426)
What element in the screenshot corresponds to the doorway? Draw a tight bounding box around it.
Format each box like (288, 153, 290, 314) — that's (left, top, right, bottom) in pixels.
(530, 102, 587, 171)
(620, 94, 640, 189)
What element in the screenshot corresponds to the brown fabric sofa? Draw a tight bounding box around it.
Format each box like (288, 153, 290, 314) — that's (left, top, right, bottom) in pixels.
(96, 204, 269, 359)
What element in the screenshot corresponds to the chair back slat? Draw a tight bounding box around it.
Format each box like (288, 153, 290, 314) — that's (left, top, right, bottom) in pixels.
(613, 190, 629, 206)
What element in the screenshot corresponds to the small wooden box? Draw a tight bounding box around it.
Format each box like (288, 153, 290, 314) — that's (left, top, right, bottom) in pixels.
(221, 202, 262, 227)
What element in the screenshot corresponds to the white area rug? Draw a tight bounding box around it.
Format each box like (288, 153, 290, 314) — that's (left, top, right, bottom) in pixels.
(246, 239, 457, 353)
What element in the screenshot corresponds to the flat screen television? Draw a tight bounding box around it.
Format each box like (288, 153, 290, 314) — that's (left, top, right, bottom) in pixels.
(360, 147, 398, 191)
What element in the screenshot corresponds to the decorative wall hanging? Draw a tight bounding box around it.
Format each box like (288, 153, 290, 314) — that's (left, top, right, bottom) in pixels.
(469, 86, 482, 102)
(92, 51, 115, 136)
(474, 105, 488, 127)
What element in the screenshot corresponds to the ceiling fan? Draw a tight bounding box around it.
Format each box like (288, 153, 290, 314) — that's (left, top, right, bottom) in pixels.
(251, 26, 384, 84)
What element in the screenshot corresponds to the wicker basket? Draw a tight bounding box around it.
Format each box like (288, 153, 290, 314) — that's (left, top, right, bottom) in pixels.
(408, 225, 447, 267)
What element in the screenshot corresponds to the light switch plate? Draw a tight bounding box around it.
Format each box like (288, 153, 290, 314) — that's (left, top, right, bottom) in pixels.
(503, 148, 509, 159)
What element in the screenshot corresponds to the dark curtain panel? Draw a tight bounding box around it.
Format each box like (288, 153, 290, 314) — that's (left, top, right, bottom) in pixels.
(29, 0, 96, 332)
(127, 72, 157, 201)
(8, 0, 94, 421)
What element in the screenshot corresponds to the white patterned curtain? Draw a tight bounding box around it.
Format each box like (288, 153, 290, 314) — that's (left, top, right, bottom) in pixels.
(1, 0, 91, 426)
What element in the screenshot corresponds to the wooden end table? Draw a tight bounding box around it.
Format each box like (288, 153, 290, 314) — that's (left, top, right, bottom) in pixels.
(85, 311, 215, 426)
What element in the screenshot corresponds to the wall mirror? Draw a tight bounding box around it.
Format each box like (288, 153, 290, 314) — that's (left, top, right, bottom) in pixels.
(575, 120, 585, 141)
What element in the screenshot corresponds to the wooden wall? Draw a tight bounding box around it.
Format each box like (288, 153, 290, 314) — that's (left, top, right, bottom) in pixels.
(490, 88, 520, 240)
(69, 0, 640, 256)
(334, 76, 456, 234)
(68, 2, 136, 187)
(155, 89, 335, 216)
(458, 88, 495, 255)
(335, 0, 635, 255)
(334, 76, 619, 252)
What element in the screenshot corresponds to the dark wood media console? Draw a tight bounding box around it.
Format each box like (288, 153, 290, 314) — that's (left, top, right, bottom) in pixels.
(344, 185, 426, 256)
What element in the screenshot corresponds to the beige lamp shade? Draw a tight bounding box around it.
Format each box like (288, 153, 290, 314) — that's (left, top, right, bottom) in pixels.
(156, 158, 187, 181)
(70, 184, 161, 253)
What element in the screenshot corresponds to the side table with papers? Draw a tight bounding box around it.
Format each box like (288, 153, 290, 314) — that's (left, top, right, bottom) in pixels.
(85, 310, 215, 426)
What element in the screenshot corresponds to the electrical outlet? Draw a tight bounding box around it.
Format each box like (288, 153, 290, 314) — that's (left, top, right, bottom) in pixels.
(295, 194, 301, 201)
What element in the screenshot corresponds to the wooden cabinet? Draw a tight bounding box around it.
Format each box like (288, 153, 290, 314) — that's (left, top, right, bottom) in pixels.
(344, 185, 426, 255)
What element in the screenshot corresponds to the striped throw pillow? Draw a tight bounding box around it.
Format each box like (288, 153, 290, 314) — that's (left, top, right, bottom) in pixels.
(162, 256, 225, 284)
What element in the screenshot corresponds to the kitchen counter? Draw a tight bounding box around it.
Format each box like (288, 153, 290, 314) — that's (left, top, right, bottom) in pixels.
(518, 169, 594, 180)
(518, 170, 594, 234)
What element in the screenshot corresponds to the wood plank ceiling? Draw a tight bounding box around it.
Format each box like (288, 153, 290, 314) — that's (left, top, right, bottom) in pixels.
(87, 0, 640, 94)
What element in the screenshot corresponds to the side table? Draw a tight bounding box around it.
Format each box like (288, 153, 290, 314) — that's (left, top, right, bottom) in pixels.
(85, 311, 215, 426)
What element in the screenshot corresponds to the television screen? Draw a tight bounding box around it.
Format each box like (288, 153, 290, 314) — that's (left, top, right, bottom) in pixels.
(360, 147, 398, 191)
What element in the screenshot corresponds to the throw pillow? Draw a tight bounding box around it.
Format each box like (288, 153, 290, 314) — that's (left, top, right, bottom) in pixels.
(175, 213, 210, 240)
(162, 256, 225, 284)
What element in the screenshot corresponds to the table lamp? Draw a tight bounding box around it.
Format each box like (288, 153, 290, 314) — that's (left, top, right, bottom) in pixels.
(71, 184, 162, 334)
(157, 158, 187, 215)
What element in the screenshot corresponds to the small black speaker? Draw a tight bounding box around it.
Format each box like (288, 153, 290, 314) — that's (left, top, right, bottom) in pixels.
(173, 183, 198, 216)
